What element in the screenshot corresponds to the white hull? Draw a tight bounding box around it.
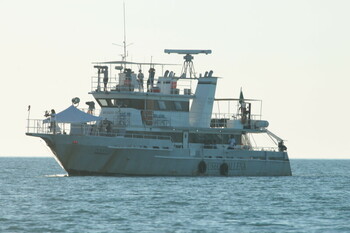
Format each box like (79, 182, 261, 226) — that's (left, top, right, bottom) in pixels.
(34, 134, 292, 176)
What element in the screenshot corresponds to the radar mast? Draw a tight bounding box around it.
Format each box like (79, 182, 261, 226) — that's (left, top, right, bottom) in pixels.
(164, 49, 212, 78)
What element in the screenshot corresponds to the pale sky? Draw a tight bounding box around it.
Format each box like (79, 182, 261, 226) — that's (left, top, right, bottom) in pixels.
(1, 0, 349, 158)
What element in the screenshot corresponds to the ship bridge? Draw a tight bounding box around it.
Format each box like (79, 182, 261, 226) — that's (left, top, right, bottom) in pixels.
(90, 50, 218, 128)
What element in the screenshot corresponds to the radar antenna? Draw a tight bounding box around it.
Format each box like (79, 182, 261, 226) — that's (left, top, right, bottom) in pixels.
(164, 49, 212, 78)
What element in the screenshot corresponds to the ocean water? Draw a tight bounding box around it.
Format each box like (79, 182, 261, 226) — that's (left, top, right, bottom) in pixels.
(1, 158, 349, 233)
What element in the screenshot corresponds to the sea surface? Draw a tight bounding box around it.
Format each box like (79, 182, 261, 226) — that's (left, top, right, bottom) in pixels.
(0, 158, 349, 233)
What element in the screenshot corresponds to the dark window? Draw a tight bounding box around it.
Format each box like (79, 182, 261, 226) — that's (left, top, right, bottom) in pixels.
(174, 102, 182, 110)
(126, 131, 183, 142)
(158, 101, 166, 110)
(189, 133, 237, 145)
(96, 98, 189, 112)
(97, 99, 108, 107)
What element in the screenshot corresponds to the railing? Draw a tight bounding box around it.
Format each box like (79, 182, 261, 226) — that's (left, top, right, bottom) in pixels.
(210, 116, 263, 129)
(27, 118, 281, 154)
(211, 113, 261, 120)
(26, 107, 101, 135)
(90, 76, 195, 95)
(26, 119, 49, 134)
(26, 119, 77, 135)
(210, 98, 263, 128)
(202, 144, 278, 152)
(91, 76, 119, 92)
(26, 119, 172, 142)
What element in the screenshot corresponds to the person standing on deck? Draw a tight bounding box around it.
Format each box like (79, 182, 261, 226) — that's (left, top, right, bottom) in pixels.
(49, 109, 56, 133)
(103, 67, 109, 91)
(138, 70, 144, 91)
(228, 135, 236, 149)
(147, 68, 155, 91)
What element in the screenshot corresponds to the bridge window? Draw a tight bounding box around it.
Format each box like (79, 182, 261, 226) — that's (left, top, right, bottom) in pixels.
(158, 101, 166, 110)
(174, 102, 182, 111)
(97, 99, 108, 107)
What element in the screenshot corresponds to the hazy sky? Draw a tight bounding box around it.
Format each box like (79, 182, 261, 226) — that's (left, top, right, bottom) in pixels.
(1, 0, 349, 158)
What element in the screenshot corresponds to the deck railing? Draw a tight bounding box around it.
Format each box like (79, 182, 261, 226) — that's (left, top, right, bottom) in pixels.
(90, 76, 194, 95)
(26, 119, 77, 135)
(26, 119, 282, 154)
(26, 119, 49, 134)
(26, 119, 172, 141)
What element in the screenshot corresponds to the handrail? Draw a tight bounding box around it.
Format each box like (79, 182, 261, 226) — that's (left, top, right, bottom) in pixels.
(26, 119, 49, 134)
(27, 119, 281, 152)
(210, 113, 261, 121)
(90, 75, 195, 95)
(26, 119, 172, 141)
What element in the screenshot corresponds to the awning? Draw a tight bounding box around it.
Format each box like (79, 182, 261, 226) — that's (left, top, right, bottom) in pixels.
(44, 105, 102, 123)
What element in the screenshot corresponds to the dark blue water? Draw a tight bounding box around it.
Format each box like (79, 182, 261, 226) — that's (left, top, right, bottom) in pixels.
(1, 158, 349, 233)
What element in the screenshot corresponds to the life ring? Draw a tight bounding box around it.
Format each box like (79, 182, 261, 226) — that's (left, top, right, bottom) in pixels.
(198, 161, 207, 175)
(220, 163, 229, 176)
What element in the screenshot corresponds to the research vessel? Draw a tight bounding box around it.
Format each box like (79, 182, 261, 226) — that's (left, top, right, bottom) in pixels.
(26, 49, 292, 176)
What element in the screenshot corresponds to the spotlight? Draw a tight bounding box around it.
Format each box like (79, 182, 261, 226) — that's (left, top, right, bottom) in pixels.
(71, 97, 80, 106)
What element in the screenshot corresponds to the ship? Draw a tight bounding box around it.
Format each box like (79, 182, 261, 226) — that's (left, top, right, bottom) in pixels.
(26, 48, 292, 176)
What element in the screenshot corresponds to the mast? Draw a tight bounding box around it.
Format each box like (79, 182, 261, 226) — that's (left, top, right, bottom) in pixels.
(123, 2, 127, 62)
(112, 3, 132, 62)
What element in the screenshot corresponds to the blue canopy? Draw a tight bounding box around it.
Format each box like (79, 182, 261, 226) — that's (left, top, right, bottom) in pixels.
(45, 105, 102, 123)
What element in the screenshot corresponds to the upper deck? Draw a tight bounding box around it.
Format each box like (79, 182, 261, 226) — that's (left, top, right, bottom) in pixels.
(89, 49, 215, 100)
(89, 64, 206, 96)
(90, 71, 198, 100)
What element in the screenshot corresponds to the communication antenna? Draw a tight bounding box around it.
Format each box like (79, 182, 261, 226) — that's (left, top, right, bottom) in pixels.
(112, 2, 133, 62)
(164, 49, 212, 78)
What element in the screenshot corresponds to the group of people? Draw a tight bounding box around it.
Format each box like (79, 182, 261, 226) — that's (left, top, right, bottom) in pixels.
(45, 109, 58, 133)
(94, 65, 156, 92)
(137, 68, 155, 92)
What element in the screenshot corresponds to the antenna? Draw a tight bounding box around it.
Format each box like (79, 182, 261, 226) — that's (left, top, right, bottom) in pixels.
(123, 2, 126, 61)
(112, 2, 133, 62)
(164, 49, 212, 78)
(164, 49, 212, 55)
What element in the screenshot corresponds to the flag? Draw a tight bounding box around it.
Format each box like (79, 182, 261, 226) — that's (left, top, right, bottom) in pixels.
(239, 88, 244, 104)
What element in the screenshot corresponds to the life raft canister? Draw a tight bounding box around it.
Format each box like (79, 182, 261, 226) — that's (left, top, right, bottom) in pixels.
(171, 81, 177, 89)
(220, 163, 229, 176)
(198, 161, 207, 175)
